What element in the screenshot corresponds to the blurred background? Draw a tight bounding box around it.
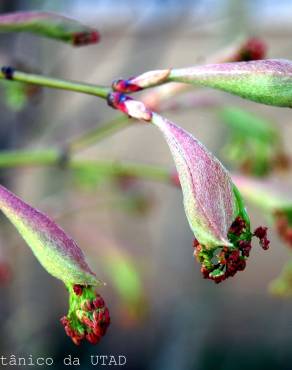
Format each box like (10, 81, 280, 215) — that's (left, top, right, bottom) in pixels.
(1, 1, 292, 369)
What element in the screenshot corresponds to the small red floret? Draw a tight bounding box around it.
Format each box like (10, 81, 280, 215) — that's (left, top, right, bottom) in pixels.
(73, 284, 83, 296)
(254, 226, 270, 250)
(72, 31, 100, 46)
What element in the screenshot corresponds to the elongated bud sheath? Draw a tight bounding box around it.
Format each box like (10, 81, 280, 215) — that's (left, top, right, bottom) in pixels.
(152, 116, 270, 282)
(114, 37, 267, 111)
(233, 174, 292, 249)
(0, 185, 110, 344)
(0, 11, 99, 46)
(169, 59, 292, 107)
(113, 59, 292, 108)
(153, 113, 236, 247)
(0, 185, 98, 285)
(108, 92, 269, 283)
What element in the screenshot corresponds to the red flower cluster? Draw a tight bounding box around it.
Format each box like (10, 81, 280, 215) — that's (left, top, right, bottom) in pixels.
(194, 216, 269, 284)
(61, 285, 110, 345)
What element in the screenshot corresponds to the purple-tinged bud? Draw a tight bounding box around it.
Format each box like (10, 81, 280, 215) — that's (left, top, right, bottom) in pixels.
(168, 59, 292, 107)
(139, 38, 267, 111)
(0, 11, 100, 46)
(150, 114, 269, 282)
(0, 185, 100, 286)
(152, 113, 236, 248)
(0, 185, 110, 345)
(116, 60, 292, 108)
(106, 91, 270, 283)
(112, 69, 170, 93)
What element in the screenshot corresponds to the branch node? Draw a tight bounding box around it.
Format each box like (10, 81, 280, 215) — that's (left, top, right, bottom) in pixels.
(1, 66, 15, 80)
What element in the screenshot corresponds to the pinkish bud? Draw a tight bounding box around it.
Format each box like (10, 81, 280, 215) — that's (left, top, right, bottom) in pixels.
(168, 59, 292, 107)
(0, 11, 100, 46)
(0, 185, 100, 286)
(0, 184, 110, 345)
(150, 114, 269, 282)
(114, 60, 292, 108)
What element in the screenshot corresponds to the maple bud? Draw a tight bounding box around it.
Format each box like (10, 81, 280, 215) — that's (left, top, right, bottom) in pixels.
(0, 185, 109, 344)
(0, 11, 99, 46)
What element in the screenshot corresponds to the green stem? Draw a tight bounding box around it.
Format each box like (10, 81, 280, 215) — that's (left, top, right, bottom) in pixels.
(71, 159, 172, 183)
(68, 115, 131, 153)
(0, 149, 172, 184)
(0, 149, 59, 167)
(0, 69, 111, 99)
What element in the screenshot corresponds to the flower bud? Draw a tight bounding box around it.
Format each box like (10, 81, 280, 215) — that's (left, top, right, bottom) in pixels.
(0, 185, 100, 286)
(169, 59, 292, 107)
(0, 11, 99, 46)
(150, 114, 269, 282)
(106, 93, 270, 283)
(113, 59, 292, 108)
(0, 185, 110, 344)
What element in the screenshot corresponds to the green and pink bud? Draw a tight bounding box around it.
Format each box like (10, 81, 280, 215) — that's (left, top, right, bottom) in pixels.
(0, 11, 99, 46)
(108, 93, 269, 283)
(152, 115, 269, 282)
(113, 59, 292, 108)
(0, 185, 109, 344)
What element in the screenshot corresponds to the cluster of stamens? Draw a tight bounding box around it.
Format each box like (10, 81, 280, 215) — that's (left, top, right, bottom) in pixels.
(193, 216, 269, 283)
(60, 284, 110, 345)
